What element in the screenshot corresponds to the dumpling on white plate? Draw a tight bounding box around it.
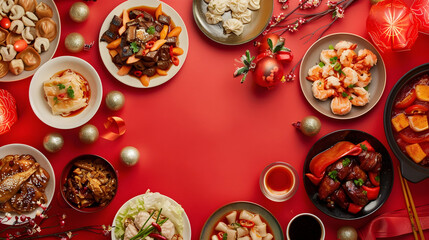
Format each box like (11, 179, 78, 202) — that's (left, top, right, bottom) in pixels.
(248, 0, 260, 10)
(229, 0, 250, 13)
(205, 11, 223, 24)
(223, 18, 244, 35)
(208, 0, 229, 15)
(43, 69, 88, 116)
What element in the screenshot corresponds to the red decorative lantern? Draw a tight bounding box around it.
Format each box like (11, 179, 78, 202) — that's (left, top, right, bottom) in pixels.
(0, 89, 17, 135)
(367, 0, 420, 52)
(411, 0, 429, 34)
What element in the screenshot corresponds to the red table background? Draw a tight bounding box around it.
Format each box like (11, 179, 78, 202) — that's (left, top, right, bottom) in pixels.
(1, 0, 429, 239)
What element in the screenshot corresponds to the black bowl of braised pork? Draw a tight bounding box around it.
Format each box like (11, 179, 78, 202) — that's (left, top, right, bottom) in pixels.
(60, 154, 118, 213)
(384, 63, 429, 182)
(304, 130, 393, 220)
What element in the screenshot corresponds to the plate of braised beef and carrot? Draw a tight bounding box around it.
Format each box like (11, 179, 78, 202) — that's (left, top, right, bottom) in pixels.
(99, 0, 189, 88)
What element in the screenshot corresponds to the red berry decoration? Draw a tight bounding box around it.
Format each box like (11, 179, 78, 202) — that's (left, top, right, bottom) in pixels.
(0, 89, 17, 135)
(234, 34, 293, 88)
(366, 0, 419, 52)
(0, 17, 11, 29)
(13, 39, 28, 52)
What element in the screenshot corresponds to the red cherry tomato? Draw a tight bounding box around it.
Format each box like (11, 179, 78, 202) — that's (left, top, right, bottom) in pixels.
(253, 57, 284, 88)
(258, 33, 281, 52)
(239, 219, 255, 228)
(13, 39, 28, 52)
(0, 17, 11, 29)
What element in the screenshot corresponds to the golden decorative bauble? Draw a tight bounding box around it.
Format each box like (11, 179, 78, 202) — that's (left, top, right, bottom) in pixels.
(69, 2, 89, 22)
(65, 32, 85, 53)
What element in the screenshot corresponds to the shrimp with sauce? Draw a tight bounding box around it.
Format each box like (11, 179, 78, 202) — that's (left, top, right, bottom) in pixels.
(356, 49, 377, 69)
(342, 67, 359, 88)
(350, 87, 370, 106)
(312, 80, 335, 101)
(340, 49, 357, 68)
(355, 72, 372, 87)
(307, 65, 323, 81)
(335, 40, 357, 56)
(331, 96, 352, 115)
(320, 49, 337, 66)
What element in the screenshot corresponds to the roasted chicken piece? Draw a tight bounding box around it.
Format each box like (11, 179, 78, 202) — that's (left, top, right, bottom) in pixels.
(327, 188, 349, 210)
(0, 163, 39, 203)
(10, 182, 47, 212)
(326, 158, 354, 181)
(343, 180, 368, 206)
(346, 165, 368, 183)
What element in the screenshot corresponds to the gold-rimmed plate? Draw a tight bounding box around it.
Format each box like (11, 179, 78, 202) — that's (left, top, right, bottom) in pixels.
(299, 32, 386, 119)
(193, 0, 273, 45)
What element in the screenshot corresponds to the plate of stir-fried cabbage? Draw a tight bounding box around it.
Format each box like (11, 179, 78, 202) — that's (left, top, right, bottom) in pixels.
(112, 191, 191, 240)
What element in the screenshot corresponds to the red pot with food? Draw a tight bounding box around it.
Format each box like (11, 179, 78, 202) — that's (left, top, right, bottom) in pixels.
(384, 63, 429, 182)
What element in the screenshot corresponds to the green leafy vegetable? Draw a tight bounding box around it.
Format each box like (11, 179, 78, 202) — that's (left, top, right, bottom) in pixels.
(147, 26, 155, 34)
(319, 62, 325, 67)
(67, 86, 74, 99)
(328, 170, 338, 181)
(360, 143, 368, 151)
(354, 178, 364, 187)
(130, 42, 140, 53)
(57, 83, 65, 90)
(342, 158, 351, 167)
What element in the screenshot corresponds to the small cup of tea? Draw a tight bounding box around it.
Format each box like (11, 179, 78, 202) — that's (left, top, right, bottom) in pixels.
(259, 162, 299, 202)
(286, 213, 325, 240)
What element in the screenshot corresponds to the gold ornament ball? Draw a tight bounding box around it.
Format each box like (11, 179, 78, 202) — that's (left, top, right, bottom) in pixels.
(69, 2, 89, 22)
(65, 33, 85, 53)
(79, 124, 99, 144)
(120, 146, 140, 166)
(337, 226, 358, 240)
(43, 133, 64, 153)
(105, 90, 125, 111)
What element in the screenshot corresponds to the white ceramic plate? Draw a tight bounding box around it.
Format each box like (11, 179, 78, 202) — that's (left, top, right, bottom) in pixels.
(0, 0, 60, 82)
(99, 0, 189, 88)
(299, 33, 386, 120)
(192, 0, 273, 45)
(111, 192, 191, 240)
(0, 144, 55, 225)
(29, 56, 103, 129)
(200, 201, 284, 240)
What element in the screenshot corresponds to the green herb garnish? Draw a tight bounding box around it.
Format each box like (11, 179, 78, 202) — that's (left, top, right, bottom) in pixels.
(130, 208, 168, 240)
(342, 158, 351, 167)
(146, 26, 155, 34)
(363, 190, 368, 195)
(53, 96, 58, 104)
(360, 143, 368, 151)
(354, 178, 364, 187)
(57, 83, 65, 90)
(347, 84, 355, 89)
(329, 44, 334, 50)
(319, 62, 325, 67)
(375, 175, 380, 183)
(328, 170, 338, 181)
(130, 42, 139, 53)
(334, 62, 342, 71)
(349, 96, 354, 100)
(67, 86, 74, 99)
(222, 233, 228, 240)
(342, 92, 348, 98)
(364, 86, 369, 91)
(330, 56, 338, 64)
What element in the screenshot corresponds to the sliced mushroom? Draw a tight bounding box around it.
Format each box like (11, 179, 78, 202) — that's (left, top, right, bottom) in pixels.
(1, 44, 17, 61)
(9, 58, 23, 75)
(35, 17, 56, 42)
(34, 37, 48, 53)
(10, 19, 23, 34)
(35, 2, 52, 19)
(1, 0, 14, 14)
(9, 5, 24, 20)
(22, 15, 35, 27)
(21, 26, 35, 43)
(25, 11, 37, 21)
(18, 0, 36, 12)
(16, 46, 40, 70)
(0, 27, 8, 43)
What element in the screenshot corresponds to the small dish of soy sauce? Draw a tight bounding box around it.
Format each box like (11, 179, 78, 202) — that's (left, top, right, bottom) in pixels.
(286, 213, 325, 240)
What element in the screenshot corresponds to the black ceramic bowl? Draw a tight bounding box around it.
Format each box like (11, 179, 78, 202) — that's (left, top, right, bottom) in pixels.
(384, 63, 429, 183)
(303, 129, 394, 220)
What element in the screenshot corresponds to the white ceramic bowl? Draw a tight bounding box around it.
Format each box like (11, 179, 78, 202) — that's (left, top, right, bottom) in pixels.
(29, 56, 102, 129)
(0, 144, 55, 225)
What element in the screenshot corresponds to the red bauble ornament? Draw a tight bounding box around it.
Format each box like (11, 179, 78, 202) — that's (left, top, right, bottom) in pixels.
(253, 57, 284, 88)
(367, 0, 420, 52)
(0, 89, 17, 135)
(411, 0, 429, 34)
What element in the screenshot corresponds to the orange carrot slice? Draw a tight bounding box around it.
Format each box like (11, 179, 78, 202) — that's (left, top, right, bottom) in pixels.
(117, 65, 132, 76)
(167, 26, 181, 37)
(126, 55, 140, 64)
(155, 4, 162, 20)
(140, 75, 150, 87)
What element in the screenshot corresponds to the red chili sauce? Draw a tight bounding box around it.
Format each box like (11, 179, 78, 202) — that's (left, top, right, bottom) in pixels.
(265, 165, 294, 195)
(391, 74, 429, 167)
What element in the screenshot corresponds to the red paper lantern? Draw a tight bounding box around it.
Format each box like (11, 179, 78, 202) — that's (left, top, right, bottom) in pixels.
(367, 0, 420, 52)
(0, 89, 17, 135)
(411, 0, 429, 34)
